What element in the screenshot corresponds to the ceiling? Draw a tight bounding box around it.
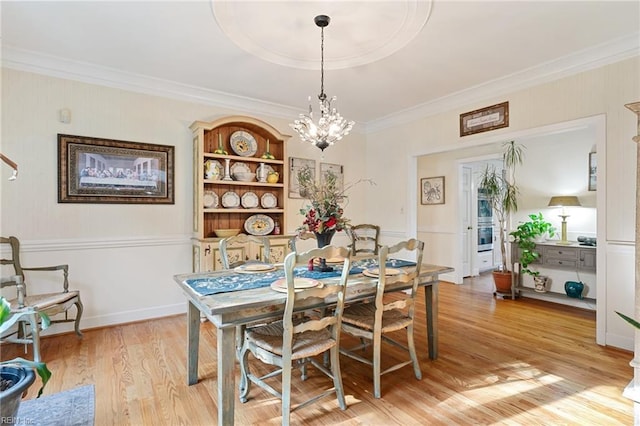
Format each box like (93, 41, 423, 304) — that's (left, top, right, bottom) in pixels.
(2, 1, 639, 131)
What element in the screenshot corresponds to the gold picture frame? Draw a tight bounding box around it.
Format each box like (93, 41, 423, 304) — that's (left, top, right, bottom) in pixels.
(58, 134, 175, 204)
(460, 101, 509, 137)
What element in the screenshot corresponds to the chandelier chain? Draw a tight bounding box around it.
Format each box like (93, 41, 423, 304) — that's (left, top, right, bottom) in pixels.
(320, 26, 325, 101)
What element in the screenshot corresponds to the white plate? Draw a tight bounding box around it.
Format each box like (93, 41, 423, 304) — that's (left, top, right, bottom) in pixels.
(203, 191, 218, 208)
(204, 159, 223, 180)
(241, 191, 259, 208)
(362, 267, 403, 278)
(270, 277, 322, 293)
(244, 214, 274, 236)
(230, 162, 251, 176)
(221, 191, 240, 208)
(260, 193, 278, 209)
(230, 131, 258, 157)
(234, 263, 276, 273)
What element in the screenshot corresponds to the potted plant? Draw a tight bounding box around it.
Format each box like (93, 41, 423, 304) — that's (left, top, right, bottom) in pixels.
(478, 141, 524, 294)
(510, 212, 556, 292)
(0, 293, 52, 420)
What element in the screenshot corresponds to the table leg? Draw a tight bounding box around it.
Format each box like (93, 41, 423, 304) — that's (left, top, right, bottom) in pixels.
(424, 281, 439, 360)
(187, 301, 200, 385)
(218, 326, 237, 426)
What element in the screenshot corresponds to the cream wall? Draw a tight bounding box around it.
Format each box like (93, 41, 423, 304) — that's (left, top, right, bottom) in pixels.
(1, 57, 638, 350)
(367, 57, 639, 349)
(0, 68, 368, 332)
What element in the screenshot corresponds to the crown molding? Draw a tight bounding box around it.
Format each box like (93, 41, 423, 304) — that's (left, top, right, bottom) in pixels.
(1, 46, 303, 119)
(364, 32, 640, 133)
(3, 32, 638, 135)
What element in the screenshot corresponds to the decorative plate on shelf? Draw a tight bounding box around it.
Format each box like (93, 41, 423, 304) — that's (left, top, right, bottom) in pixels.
(241, 191, 259, 208)
(203, 191, 218, 208)
(230, 162, 251, 176)
(230, 131, 258, 157)
(244, 214, 274, 236)
(221, 191, 240, 208)
(260, 193, 278, 209)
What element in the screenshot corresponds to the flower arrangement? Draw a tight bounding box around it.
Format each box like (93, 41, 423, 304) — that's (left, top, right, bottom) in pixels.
(296, 166, 349, 234)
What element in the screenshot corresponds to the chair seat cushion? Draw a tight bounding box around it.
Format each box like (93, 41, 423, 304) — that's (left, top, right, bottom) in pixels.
(9, 291, 80, 311)
(246, 321, 335, 360)
(342, 303, 412, 333)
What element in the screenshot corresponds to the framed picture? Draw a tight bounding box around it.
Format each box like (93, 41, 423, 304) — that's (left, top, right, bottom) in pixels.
(588, 152, 597, 191)
(460, 101, 509, 137)
(421, 176, 445, 205)
(320, 163, 344, 193)
(288, 157, 316, 199)
(58, 134, 175, 204)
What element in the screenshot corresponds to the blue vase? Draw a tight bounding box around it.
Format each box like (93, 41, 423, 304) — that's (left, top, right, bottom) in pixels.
(314, 230, 336, 248)
(564, 281, 584, 299)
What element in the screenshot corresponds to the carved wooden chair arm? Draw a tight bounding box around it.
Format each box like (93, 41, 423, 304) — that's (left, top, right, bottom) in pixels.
(1, 274, 25, 307)
(22, 264, 70, 292)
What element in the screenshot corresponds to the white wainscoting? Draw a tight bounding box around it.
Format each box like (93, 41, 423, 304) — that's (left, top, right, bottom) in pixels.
(1, 235, 193, 336)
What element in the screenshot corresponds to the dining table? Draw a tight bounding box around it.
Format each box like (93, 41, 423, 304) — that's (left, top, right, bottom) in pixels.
(173, 259, 453, 426)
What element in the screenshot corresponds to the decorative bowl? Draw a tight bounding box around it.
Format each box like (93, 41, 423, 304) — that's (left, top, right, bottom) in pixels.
(214, 229, 241, 238)
(233, 172, 256, 182)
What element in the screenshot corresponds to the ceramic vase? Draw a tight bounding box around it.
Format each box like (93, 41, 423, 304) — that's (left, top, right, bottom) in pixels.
(533, 275, 548, 293)
(564, 281, 584, 299)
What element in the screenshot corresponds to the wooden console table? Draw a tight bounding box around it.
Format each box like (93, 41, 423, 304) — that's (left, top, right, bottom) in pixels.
(510, 241, 596, 302)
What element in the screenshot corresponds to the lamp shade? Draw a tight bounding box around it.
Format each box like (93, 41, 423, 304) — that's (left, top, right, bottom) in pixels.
(548, 196, 581, 207)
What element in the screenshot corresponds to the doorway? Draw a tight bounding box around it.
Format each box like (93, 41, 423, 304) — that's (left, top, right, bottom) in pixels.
(459, 156, 501, 278)
(411, 115, 605, 343)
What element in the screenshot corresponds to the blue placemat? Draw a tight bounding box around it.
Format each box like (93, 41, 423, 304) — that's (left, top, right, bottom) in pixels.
(185, 259, 417, 297)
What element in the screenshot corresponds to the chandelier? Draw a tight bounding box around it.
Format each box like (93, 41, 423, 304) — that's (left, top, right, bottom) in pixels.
(290, 15, 354, 152)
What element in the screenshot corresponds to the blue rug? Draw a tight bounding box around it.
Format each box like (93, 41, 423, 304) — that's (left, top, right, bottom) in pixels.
(17, 384, 95, 426)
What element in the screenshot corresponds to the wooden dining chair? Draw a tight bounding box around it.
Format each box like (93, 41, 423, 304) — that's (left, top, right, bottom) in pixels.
(238, 245, 351, 425)
(345, 224, 381, 256)
(339, 238, 424, 398)
(287, 231, 316, 253)
(0, 236, 83, 359)
(219, 233, 271, 269)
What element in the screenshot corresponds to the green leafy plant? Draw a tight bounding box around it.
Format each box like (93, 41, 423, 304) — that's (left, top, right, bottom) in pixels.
(509, 212, 556, 277)
(0, 296, 52, 397)
(616, 311, 640, 330)
(478, 141, 524, 272)
(296, 166, 374, 235)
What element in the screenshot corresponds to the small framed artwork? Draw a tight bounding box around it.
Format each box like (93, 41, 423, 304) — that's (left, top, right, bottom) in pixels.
(460, 101, 509, 137)
(58, 134, 174, 204)
(320, 163, 344, 193)
(588, 152, 597, 191)
(421, 176, 445, 205)
(288, 157, 316, 198)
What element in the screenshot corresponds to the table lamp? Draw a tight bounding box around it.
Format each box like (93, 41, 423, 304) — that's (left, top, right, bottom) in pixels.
(548, 195, 581, 244)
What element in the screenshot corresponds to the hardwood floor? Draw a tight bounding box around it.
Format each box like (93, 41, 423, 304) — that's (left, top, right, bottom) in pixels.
(2, 273, 633, 425)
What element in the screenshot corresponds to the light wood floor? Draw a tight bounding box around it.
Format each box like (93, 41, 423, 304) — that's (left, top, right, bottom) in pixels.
(2, 273, 633, 425)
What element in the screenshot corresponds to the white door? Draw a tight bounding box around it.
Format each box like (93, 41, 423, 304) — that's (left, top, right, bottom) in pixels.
(461, 166, 472, 277)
